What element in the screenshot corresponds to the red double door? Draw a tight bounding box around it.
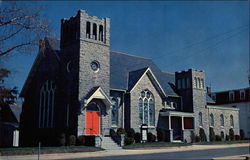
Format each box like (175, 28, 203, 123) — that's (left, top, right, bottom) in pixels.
(86, 111, 100, 135)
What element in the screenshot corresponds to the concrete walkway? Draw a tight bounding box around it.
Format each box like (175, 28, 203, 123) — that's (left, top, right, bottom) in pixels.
(1, 143, 249, 160)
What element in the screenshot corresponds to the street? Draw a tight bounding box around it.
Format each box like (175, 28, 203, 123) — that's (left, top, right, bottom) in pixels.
(1, 143, 249, 160)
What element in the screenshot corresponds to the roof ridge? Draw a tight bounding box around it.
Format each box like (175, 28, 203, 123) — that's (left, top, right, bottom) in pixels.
(162, 71, 174, 75)
(110, 51, 152, 60)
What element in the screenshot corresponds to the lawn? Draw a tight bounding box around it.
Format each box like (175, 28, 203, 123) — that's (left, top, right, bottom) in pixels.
(0, 146, 103, 156)
(123, 140, 249, 149)
(123, 142, 191, 149)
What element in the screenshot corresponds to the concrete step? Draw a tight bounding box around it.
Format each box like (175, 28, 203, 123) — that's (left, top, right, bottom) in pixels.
(101, 137, 122, 150)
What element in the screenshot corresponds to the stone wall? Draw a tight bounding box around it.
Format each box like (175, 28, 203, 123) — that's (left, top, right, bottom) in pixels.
(130, 71, 164, 135)
(207, 105, 240, 137)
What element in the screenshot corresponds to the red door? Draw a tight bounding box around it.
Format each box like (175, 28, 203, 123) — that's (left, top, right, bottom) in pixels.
(86, 112, 100, 135)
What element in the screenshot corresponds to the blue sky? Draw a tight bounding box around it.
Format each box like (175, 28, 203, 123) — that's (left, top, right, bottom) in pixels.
(3, 1, 249, 92)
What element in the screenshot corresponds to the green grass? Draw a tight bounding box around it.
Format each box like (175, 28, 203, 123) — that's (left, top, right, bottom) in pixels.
(0, 146, 103, 156)
(194, 140, 250, 145)
(123, 140, 249, 149)
(123, 142, 191, 149)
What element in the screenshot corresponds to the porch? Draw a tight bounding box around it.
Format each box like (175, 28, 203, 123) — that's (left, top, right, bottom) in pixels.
(159, 110, 194, 143)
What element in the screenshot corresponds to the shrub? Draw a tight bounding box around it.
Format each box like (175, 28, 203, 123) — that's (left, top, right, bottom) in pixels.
(220, 131, 225, 140)
(134, 132, 141, 143)
(225, 135, 229, 141)
(117, 128, 126, 135)
(235, 135, 241, 140)
(240, 129, 245, 140)
(125, 137, 134, 145)
(126, 128, 135, 138)
(58, 133, 66, 146)
(199, 128, 207, 142)
(76, 136, 85, 146)
(229, 128, 235, 141)
(190, 131, 195, 143)
(195, 135, 201, 142)
(209, 127, 215, 142)
(68, 135, 76, 146)
(215, 135, 222, 141)
(110, 129, 116, 137)
(152, 134, 156, 142)
(157, 128, 165, 142)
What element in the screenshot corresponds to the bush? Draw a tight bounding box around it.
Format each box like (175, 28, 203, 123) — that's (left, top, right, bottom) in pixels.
(235, 135, 241, 140)
(225, 135, 229, 141)
(240, 129, 245, 140)
(209, 127, 215, 142)
(152, 134, 156, 142)
(157, 128, 165, 142)
(126, 128, 135, 138)
(68, 135, 76, 146)
(229, 128, 235, 141)
(215, 135, 222, 141)
(190, 131, 195, 143)
(134, 132, 141, 143)
(195, 135, 201, 142)
(117, 128, 126, 135)
(76, 136, 85, 146)
(110, 129, 116, 137)
(58, 133, 66, 146)
(199, 128, 207, 142)
(125, 137, 134, 145)
(220, 131, 225, 140)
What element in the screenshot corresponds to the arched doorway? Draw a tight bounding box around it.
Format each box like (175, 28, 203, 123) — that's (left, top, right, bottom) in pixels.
(86, 102, 100, 135)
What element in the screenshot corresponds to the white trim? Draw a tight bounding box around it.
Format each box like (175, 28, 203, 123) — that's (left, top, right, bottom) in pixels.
(207, 105, 239, 111)
(110, 88, 126, 92)
(130, 68, 167, 97)
(85, 87, 112, 108)
(160, 111, 194, 117)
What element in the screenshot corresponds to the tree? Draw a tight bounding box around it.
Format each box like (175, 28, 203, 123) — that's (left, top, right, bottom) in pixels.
(0, 2, 51, 119)
(0, 1, 51, 57)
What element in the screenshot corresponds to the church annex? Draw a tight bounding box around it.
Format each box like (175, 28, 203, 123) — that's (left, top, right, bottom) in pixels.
(19, 10, 239, 147)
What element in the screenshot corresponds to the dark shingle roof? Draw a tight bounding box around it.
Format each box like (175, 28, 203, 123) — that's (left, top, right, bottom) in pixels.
(128, 67, 149, 91)
(110, 51, 177, 96)
(206, 94, 215, 104)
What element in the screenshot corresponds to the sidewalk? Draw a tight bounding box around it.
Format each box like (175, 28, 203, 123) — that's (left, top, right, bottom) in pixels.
(1, 143, 249, 160)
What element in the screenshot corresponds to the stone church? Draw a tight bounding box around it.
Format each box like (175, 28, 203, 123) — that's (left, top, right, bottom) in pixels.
(19, 10, 239, 147)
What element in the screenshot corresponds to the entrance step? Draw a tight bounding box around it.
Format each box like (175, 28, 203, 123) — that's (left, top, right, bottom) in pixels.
(101, 136, 122, 150)
(172, 140, 182, 143)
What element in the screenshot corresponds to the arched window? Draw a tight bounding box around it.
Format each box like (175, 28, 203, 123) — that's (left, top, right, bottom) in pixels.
(99, 25, 104, 41)
(199, 112, 203, 126)
(220, 114, 224, 126)
(201, 79, 204, 89)
(198, 78, 201, 88)
(194, 77, 197, 88)
(210, 113, 214, 127)
(86, 21, 90, 38)
(39, 80, 56, 128)
(93, 23, 97, 40)
(230, 115, 234, 127)
(111, 98, 119, 126)
(139, 89, 155, 126)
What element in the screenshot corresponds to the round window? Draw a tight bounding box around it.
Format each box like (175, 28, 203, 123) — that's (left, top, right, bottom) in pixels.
(91, 61, 100, 72)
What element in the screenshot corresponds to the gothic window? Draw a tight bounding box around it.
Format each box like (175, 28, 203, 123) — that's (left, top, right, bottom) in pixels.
(230, 115, 234, 127)
(220, 114, 224, 126)
(93, 23, 97, 40)
(111, 98, 119, 126)
(99, 25, 104, 41)
(199, 112, 203, 126)
(201, 79, 204, 89)
(182, 78, 186, 89)
(178, 79, 181, 89)
(194, 77, 197, 88)
(210, 113, 214, 127)
(198, 78, 201, 89)
(39, 80, 56, 128)
(139, 89, 155, 126)
(86, 21, 90, 38)
(186, 78, 190, 88)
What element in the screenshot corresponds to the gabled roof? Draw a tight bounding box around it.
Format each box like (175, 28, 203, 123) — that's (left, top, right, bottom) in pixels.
(128, 67, 148, 91)
(110, 51, 178, 97)
(9, 102, 22, 123)
(20, 37, 60, 97)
